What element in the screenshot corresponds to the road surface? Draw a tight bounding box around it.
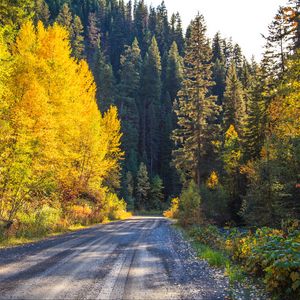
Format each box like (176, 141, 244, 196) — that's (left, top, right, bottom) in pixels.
(0, 217, 228, 299)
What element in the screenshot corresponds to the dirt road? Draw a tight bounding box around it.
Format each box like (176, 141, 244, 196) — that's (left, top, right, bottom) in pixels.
(0, 217, 228, 299)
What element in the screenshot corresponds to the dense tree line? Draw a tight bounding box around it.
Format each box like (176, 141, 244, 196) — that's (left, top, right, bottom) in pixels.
(0, 0, 299, 227)
(172, 1, 299, 226)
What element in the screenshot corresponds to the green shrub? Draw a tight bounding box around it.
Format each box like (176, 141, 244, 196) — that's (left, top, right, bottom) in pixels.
(178, 180, 203, 226)
(194, 242, 229, 267)
(189, 225, 224, 249)
(187, 223, 300, 298)
(200, 184, 230, 225)
(17, 205, 61, 237)
(247, 230, 300, 298)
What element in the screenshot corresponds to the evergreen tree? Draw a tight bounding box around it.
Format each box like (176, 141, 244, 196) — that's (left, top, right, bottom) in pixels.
(34, 0, 50, 25)
(95, 45, 116, 111)
(223, 62, 246, 135)
(233, 43, 244, 78)
(166, 41, 183, 101)
(118, 38, 142, 176)
(140, 36, 162, 175)
(133, 0, 149, 55)
(243, 65, 267, 161)
(211, 33, 226, 104)
(148, 6, 157, 36)
(223, 37, 233, 67)
(174, 13, 185, 56)
(159, 91, 181, 197)
(155, 1, 170, 55)
(72, 15, 85, 59)
(160, 41, 183, 195)
(56, 3, 73, 37)
(172, 15, 219, 186)
(87, 12, 101, 68)
(125, 0, 133, 39)
(149, 175, 164, 209)
(135, 162, 150, 210)
(109, 1, 128, 73)
(124, 171, 135, 209)
(212, 32, 225, 62)
(263, 6, 293, 77)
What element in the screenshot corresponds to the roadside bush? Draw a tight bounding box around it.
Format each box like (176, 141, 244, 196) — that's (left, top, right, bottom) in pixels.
(189, 225, 224, 249)
(178, 181, 203, 226)
(99, 193, 131, 222)
(188, 223, 300, 298)
(163, 197, 179, 219)
(244, 229, 300, 298)
(17, 205, 61, 237)
(67, 203, 93, 225)
(200, 184, 230, 225)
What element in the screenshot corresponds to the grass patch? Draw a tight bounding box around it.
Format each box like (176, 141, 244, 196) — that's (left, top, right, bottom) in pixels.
(192, 240, 229, 267)
(225, 262, 246, 284)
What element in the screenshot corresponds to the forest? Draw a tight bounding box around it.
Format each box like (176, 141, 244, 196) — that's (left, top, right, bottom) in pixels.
(0, 0, 299, 296)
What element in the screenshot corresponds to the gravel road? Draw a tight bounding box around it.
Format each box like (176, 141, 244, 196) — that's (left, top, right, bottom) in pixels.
(0, 217, 229, 300)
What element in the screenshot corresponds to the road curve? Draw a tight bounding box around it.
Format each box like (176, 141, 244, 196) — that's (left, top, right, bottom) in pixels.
(0, 217, 228, 300)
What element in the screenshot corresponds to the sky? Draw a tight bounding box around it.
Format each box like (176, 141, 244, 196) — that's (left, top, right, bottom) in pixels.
(147, 0, 288, 60)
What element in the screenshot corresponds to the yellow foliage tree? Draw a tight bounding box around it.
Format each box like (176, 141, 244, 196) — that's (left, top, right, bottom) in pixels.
(0, 21, 123, 222)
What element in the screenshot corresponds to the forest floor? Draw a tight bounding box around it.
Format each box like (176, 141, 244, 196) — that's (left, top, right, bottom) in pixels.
(0, 217, 265, 300)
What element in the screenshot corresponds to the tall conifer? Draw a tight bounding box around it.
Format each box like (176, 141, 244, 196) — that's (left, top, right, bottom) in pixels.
(172, 15, 219, 186)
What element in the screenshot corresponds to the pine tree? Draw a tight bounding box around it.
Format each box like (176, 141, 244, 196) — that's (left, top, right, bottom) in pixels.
(172, 14, 219, 186)
(233, 43, 244, 79)
(161, 41, 183, 195)
(87, 12, 101, 68)
(174, 13, 185, 56)
(223, 62, 246, 135)
(148, 6, 157, 35)
(34, 0, 50, 25)
(243, 65, 267, 161)
(125, 0, 133, 40)
(212, 32, 225, 62)
(149, 175, 164, 209)
(140, 36, 162, 175)
(124, 171, 134, 209)
(155, 1, 170, 55)
(72, 15, 85, 59)
(166, 41, 183, 101)
(56, 3, 73, 37)
(133, 0, 149, 55)
(118, 38, 142, 176)
(263, 6, 293, 77)
(95, 46, 116, 112)
(109, 1, 128, 73)
(211, 33, 226, 104)
(135, 162, 150, 210)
